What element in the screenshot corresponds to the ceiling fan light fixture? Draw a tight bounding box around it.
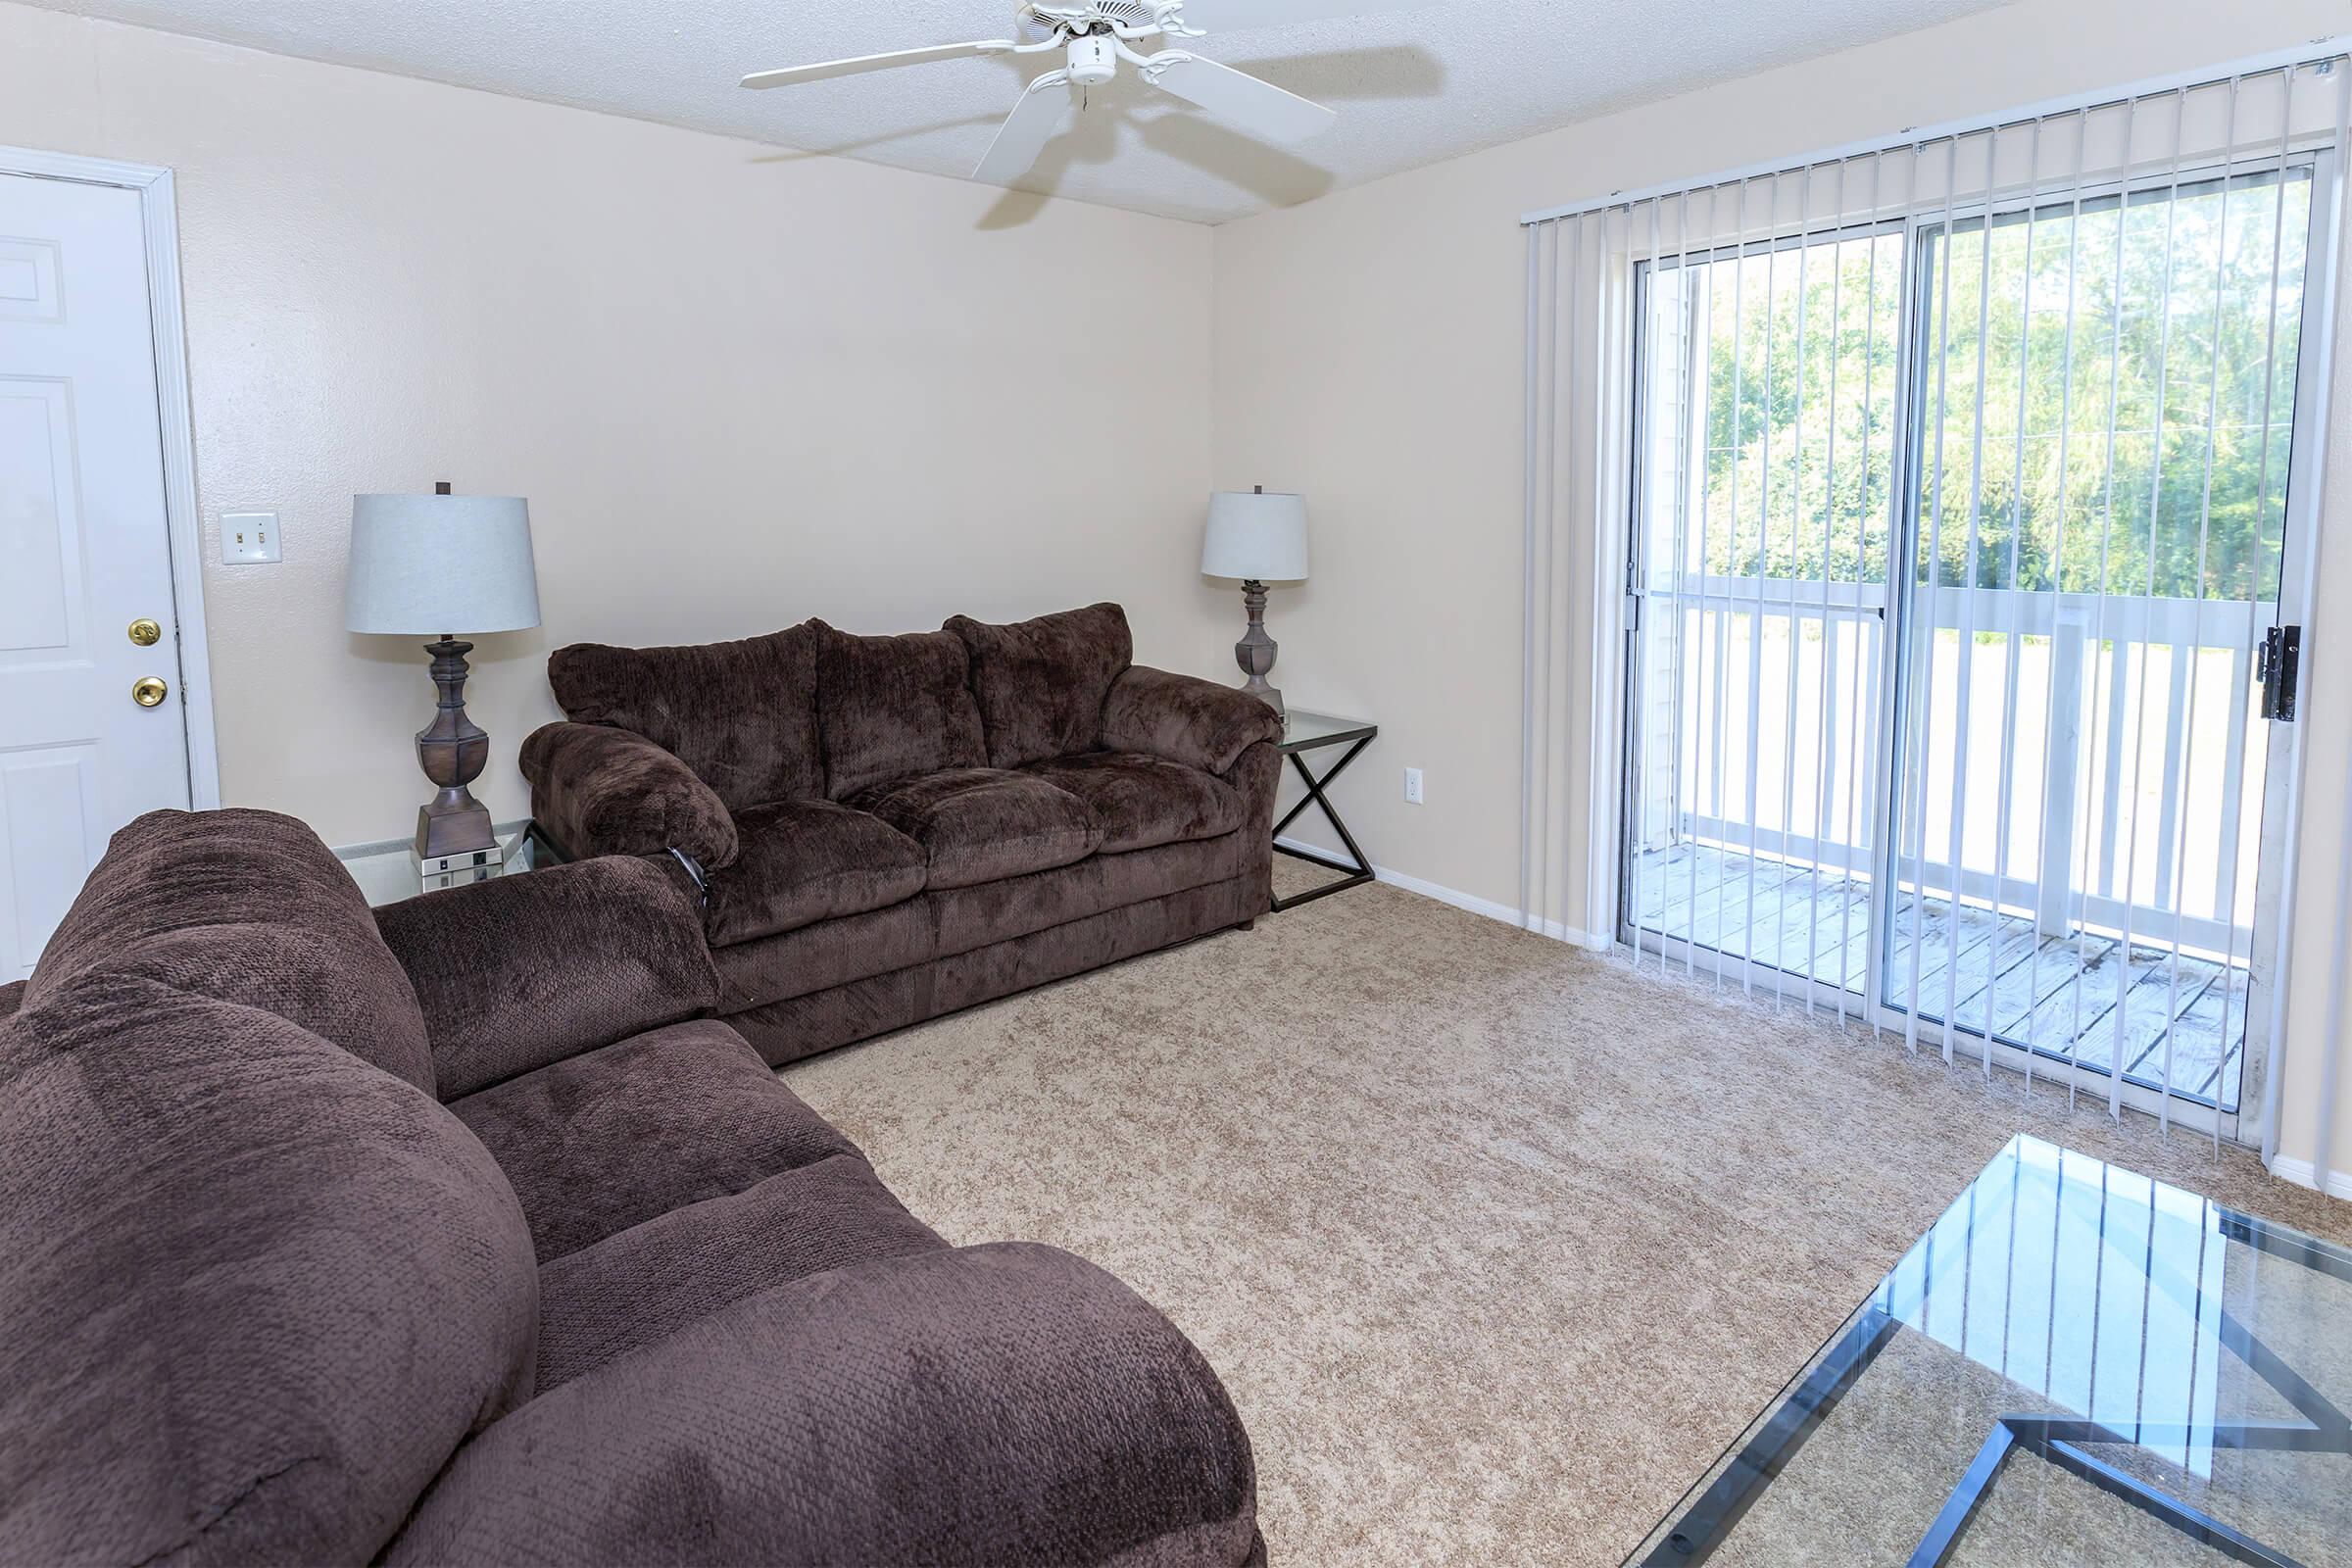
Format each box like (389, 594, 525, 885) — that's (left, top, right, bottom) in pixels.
(1066, 34, 1118, 86)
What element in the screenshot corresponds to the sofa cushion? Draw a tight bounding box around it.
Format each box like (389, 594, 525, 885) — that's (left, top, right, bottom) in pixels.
(448, 1017, 855, 1262)
(548, 625, 822, 811)
(0, 976, 537, 1568)
(24, 807, 434, 1094)
(534, 1152, 943, 1392)
(704, 799, 928, 946)
(1024, 751, 1247, 854)
(945, 602, 1133, 769)
(811, 621, 988, 800)
(712, 833, 1243, 1015)
(846, 768, 1102, 891)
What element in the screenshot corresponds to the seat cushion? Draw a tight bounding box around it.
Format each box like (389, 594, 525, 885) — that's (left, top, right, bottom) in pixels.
(846, 768, 1102, 891)
(1024, 751, 1247, 854)
(811, 621, 988, 800)
(945, 603, 1132, 769)
(704, 799, 928, 946)
(0, 976, 536, 1568)
(24, 807, 433, 1094)
(548, 625, 822, 811)
(534, 1152, 943, 1392)
(449, 1018, 855, 1262)
(712, 833, 1245, 1016)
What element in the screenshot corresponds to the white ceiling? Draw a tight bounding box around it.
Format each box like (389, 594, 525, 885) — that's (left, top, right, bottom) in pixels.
(25, 0, 2008, 223)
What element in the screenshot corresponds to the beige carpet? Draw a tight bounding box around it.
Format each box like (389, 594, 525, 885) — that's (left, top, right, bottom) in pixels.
(781, 862, 2352, 1566)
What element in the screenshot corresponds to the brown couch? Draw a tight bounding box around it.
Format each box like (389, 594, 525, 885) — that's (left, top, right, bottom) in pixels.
(521, 603, 1283, 1066)
(0, 808, 1260, 1566)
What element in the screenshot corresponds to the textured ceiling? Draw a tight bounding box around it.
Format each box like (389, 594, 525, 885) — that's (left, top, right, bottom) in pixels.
(24, 0, 2008, 222)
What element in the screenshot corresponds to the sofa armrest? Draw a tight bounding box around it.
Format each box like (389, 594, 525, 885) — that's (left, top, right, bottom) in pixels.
(385, 1242, 1261, 1567)
(520, 721, 739, 871)
(374, 857, 721, 1101)
(1102, 665, 1283, 776)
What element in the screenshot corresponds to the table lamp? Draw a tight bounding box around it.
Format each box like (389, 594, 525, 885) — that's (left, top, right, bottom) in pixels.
(344, 483, 540, 874)
(1200, 485, 1309, 719)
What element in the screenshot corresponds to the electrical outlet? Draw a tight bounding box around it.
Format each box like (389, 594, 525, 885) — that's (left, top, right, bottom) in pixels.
(1404, 766, 1424, 805)
(221, 512, 280, 565)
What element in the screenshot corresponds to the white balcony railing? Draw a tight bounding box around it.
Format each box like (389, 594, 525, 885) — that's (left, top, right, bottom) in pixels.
(1632, 574, 2271, 960)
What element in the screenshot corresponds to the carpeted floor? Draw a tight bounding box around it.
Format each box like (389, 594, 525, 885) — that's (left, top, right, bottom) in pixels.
(781, 862, 2352, 1567)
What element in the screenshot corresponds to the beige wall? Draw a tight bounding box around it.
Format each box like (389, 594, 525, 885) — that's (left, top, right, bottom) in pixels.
(0, 3, 1213, 849)
(1207, 0, 2352, 1188)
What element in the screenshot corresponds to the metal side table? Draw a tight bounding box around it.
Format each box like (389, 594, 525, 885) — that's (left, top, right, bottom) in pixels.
(1270, 710, 1377, 911)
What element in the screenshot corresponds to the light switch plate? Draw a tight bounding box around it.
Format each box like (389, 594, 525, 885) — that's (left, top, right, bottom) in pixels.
(221, 511, 280, 564)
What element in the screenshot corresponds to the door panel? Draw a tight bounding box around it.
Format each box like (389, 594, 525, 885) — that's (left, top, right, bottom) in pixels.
(1623, 223, 1905, 1001)
(1883, 168, 2312, 1116)
(0, 172, 190, 981)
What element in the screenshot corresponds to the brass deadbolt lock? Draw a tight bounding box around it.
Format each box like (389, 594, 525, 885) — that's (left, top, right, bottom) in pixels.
(128, 618, 163, 647)
(132, 675, 170, 708)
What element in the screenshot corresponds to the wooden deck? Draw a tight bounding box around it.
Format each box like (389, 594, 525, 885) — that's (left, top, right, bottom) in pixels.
(1628, 842, 2247, 1108)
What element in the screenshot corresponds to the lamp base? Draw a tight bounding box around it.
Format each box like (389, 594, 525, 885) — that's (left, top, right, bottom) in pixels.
(1235, 579, 1285, 720)
(414, 796, 497, 861)
(413, 637, 497, 860)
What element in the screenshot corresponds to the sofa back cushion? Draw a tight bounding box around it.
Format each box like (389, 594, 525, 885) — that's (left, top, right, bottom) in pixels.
(24, 808, 435, 1094)
(944, 603, 1133, 769)
(810, 621, 988, 800)
(0, 986, 539, 1567)
(548, 625, 822, 810)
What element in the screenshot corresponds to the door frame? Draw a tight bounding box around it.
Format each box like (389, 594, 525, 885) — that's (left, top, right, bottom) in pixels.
(2, 144, 218, 811)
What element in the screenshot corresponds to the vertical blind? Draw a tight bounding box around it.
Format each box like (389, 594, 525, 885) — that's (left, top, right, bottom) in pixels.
(1522, 52, 2352, 1168)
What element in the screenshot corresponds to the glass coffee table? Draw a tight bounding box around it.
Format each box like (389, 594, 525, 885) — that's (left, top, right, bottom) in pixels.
(1632, 1136, 2352, 1567)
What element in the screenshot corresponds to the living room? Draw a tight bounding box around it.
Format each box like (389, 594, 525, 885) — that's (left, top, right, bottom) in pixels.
(4, 0, 2350, 1563)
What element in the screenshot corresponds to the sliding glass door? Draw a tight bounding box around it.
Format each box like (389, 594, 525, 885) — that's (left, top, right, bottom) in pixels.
(1620, 152, 2329, 1132)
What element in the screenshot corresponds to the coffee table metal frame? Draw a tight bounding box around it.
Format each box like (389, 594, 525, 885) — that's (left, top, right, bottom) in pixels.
(1636, 1200, 2352, 1568)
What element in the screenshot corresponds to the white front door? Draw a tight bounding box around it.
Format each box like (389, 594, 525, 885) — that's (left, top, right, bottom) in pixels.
(1, 170, 193, 982)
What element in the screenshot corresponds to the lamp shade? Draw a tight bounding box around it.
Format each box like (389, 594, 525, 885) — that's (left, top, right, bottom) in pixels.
(1200, 490, 1309, 582)
(345, 493, 541, 635)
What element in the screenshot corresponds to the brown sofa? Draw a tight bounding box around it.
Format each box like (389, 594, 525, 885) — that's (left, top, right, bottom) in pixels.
(521, 603, 1283, 1066)
(0, 808, 1260, 1566)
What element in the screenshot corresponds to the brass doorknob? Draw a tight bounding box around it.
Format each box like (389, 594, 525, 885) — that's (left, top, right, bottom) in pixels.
(132, 675, 170, 708)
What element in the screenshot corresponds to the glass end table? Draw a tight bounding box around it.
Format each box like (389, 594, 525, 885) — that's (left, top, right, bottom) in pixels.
(1271, 710, 1378, 911)
(1631, 1134, 2352, 1567)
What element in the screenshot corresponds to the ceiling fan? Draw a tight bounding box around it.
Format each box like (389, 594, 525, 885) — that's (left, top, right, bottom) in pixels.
(741, 1, 1422, 185)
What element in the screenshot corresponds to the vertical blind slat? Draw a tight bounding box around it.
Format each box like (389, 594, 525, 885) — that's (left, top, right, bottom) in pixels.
(2233, 68, 2309, 1153)
(2111, 88, 2193, 1120)
(2156, 75, 2245, 1128)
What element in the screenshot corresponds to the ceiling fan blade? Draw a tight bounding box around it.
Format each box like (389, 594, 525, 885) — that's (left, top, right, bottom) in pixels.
(1143, 54, 1336, 144)
(973, 73, 1077, 184)
(1163, 0, 1430, 31)
(740, 39, 1013, 89)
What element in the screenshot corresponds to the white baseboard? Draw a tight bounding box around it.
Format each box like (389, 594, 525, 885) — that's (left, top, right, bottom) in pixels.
(1275, 835, 1609, 951)
(2266, 1153, 2352, 1201)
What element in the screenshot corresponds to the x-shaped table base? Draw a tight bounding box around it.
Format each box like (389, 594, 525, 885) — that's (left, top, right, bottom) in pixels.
(1270, 734, 1375, 911)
